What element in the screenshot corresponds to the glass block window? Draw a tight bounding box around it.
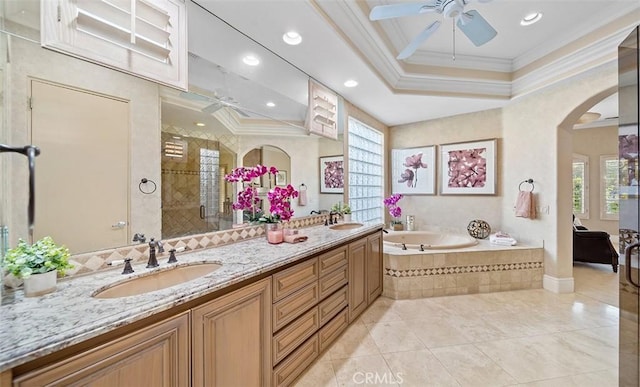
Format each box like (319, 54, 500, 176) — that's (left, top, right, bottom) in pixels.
(348, 118, 384, 224)
(572, 153, 589, 219)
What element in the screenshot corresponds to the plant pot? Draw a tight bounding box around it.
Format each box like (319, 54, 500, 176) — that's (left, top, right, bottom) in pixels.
(23, 270, 57, 297)
(266, 223, 284, 244)
(343, 214, 352, 223)
(391, 222, 404, 231)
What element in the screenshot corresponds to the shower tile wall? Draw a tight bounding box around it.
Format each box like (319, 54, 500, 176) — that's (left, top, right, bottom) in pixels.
(161, 132, 220, 239)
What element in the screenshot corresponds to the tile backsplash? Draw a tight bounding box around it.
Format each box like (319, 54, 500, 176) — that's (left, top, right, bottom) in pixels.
(3, 215, 328, 288)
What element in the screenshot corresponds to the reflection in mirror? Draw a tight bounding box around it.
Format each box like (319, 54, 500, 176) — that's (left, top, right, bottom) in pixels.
(1, 0, 343, 257)
(241, 145, 292, 218)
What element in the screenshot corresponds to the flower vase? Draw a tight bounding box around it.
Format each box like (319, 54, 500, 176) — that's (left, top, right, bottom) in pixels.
(266, 223, 284, 244)
(343, 214, 352, 223)
(23, 270, 57, 297)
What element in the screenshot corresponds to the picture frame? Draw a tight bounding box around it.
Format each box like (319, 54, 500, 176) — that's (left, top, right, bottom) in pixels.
(391, 146, 436, 195)
(275, 170, 287, 186)
(440, 139, 497, 195)
(319, 155, 344, 193)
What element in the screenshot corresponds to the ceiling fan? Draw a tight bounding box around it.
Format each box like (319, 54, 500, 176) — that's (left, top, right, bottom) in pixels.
(369, 0, 497, 60)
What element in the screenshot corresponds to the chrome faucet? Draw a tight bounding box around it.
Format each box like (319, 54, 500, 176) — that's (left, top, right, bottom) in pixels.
(146, 238, 164, 268)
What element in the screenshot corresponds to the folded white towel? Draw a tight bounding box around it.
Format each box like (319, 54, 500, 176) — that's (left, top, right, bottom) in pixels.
(490, 233, 517, 246)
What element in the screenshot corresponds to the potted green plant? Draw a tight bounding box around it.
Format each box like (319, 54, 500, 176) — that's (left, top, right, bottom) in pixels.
(331, 202, 352, 222)
(4, 236, 73, 297)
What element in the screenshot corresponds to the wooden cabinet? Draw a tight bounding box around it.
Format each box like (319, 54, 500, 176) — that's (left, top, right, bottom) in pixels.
(8, 230, 382, 387)
(348, 238, 368, 322)
(192, 278, 272, 387)
(348, 231, 383, 322)
(367, 232, 383, 303)
(13, 312, 190, 387)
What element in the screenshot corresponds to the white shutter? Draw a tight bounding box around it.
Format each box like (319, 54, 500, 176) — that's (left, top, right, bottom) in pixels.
(41, 0, 187, 90)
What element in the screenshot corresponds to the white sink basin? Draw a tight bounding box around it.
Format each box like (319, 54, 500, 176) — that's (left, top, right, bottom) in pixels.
(93, 263, 222, 298)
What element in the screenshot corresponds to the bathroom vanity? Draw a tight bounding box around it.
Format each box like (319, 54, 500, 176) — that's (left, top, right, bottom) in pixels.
(0, 223, 382, 387)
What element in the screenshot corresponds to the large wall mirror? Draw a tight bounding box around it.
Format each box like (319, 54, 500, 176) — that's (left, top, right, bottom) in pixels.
(0, 0, 343, 255)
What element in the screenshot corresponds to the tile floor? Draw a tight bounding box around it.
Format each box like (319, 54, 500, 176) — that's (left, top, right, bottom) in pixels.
(296, 262, 620, 386)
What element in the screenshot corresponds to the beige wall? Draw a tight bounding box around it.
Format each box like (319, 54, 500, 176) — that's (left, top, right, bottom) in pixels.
(572, 125, 619, 235)
(501, 62, 617, 290)
(388, 62, 618, 292)
(238, 135, 322, 219)
(389, 109, 503, 233)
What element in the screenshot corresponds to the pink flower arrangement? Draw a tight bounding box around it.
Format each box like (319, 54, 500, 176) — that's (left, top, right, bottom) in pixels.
(383, 193, 403, 219)
(265, 185, 299, 222)
(225, 165, 298, 223)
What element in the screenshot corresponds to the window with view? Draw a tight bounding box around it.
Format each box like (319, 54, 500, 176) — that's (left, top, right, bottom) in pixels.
(600, 155, 619, 220)
(347, 118, 384, 224)
(572, 154, 589, 219)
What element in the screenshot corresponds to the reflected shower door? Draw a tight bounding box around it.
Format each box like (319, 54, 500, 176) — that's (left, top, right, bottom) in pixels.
(161, 134, 221, 239)
(619, 26, 640, 387)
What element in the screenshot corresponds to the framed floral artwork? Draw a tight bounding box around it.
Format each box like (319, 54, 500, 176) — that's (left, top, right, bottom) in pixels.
(275, 170, 287, 186)
(320, 155, 344, 193)
(391, 146, 436, 195)
(439, 139, 497, 195)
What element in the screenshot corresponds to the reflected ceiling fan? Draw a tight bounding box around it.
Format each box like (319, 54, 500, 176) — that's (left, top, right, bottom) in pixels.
(369, 0, 497, 60)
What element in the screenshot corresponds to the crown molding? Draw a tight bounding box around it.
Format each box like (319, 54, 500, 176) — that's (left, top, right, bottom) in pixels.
(314, 0, 512, 98)
(513, 3, 640, 71)
(313, 0, 639, 101)
(213, 109, 308, 137)
(511, 29, 626, 97)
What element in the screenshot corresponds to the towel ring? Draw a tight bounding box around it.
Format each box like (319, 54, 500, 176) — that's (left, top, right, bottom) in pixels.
(139, 178, 157, 194)
(518, 179, 534, 192)
(299, 183, 307, 191)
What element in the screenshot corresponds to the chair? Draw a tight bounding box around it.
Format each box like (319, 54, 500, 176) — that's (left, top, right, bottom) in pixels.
(572, 221, 619, 273)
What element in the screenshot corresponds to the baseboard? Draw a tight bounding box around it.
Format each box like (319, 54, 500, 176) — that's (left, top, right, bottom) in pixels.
(543, 274, 575, 293)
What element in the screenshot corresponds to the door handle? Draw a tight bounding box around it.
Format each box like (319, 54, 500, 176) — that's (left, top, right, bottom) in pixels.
(111, 221, 127, 229)
(200, 205, 205, 219)
(624, 242, 640, 288)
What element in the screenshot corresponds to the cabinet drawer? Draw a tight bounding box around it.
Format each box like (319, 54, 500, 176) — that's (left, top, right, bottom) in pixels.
(273, 282, 319, 332)
(272, 334, 319, 387)
(318, 245, 348, 277)
(273, 258, 319, 302)
(319, 264, 348, 300)
(273, 306, 319, 365)
(319, 308, 349, 353)
(318, 285, 348, 327)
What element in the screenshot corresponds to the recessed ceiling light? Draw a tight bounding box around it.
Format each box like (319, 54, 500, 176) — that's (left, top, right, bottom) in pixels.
(283, 31, 302, 45)
(520, 12, 542, 26)
(242, 55, 260, 66)
(344, 79, 358, 88)
(266, 101, 276, 107)
(194, 122, 205, 127)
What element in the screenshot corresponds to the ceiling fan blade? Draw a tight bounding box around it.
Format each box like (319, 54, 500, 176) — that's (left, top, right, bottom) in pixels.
(456, 10, 496, 47)
(397, 21, 441, 60)
(202, 102, 224, 114)
(369, 2, 437, 21)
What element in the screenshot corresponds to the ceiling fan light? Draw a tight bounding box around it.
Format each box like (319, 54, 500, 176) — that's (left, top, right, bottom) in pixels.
(520, 12, 542, 26)
(282, 31, 302, 45)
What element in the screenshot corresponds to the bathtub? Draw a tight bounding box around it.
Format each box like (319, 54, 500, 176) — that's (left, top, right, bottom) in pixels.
(383, 231, 478, 250)
(382, 232, 545, 299)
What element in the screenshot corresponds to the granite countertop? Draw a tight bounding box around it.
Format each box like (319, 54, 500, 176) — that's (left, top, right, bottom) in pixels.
(0, 223, 382, 373)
